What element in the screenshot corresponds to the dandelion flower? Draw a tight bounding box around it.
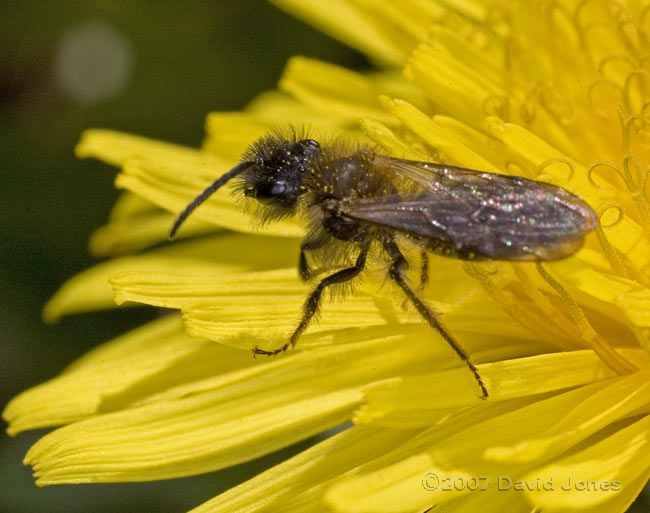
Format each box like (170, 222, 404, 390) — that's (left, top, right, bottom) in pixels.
(5, 1, 650, 512)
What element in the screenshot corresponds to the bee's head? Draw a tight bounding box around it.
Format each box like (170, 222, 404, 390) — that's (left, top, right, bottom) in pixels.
(240, 137, 320, 209)
(169, 133, 320, 239)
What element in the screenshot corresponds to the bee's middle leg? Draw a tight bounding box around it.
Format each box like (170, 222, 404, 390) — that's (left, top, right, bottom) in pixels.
(383, 240, 488, 399)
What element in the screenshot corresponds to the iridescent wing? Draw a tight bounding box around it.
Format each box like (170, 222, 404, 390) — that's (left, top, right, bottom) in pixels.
(341, 158, 598, 261)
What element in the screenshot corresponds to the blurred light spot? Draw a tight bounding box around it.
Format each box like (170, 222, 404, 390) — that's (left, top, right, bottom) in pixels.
(55, 20, 133, 105)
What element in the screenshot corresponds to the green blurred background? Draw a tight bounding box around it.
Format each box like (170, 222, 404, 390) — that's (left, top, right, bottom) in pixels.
(0, 1, 364, 511)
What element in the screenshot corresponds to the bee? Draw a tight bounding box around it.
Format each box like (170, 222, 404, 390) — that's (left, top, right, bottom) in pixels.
(169, 128, 598, 399)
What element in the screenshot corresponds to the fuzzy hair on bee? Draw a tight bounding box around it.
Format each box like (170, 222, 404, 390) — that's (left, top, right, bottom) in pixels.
(169, 127, 598, 399)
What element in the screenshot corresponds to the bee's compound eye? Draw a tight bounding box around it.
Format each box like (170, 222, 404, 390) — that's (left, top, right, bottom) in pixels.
(252, 180, 289, 203)
(296, 139, 321, 156)
(270, 182, 286, 195)
(299, 139, 319, 149)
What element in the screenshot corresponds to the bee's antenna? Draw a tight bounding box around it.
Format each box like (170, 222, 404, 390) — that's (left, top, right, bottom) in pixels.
(169, 161, 254, 239)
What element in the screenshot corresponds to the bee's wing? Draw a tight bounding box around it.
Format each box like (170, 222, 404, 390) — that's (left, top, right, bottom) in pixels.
(341, 159, 598, 261)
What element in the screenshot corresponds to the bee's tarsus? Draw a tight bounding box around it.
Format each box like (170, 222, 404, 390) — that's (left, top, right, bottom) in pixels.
(252, 343, 290, 357)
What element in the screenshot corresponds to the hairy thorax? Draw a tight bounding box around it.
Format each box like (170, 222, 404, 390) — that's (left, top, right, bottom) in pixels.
(307, 149, 397, 236)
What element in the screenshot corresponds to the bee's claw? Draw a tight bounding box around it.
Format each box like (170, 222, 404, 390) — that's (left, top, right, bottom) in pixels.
(252, 344, 289, 357)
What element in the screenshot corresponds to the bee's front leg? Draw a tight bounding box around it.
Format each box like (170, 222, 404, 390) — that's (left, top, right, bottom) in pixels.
(254, 244, 368, 357)
(298, 236, 326, 281)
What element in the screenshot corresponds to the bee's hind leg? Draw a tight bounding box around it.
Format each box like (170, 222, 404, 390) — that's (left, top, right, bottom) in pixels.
(254, 245, 369, 357)
(382, 240, 488, 399)
(419, 251, 429, 290)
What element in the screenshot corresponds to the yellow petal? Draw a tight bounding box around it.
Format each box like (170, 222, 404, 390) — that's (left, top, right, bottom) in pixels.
(116, 157, 304, 237)
(78, 129, 303, 237)
(325, 397, 539, 513)
(379, 96, 495, 170)
(110, 268, 306, 309)
(485, 372, 650, 463)
(268, 0, 407, 66)
(359, 118, 426, 160)
(431, 488, 531, 513)
(325, 377, 650, 512)
(356, 350, 650, 427)
(109, 266, 538, 352)
(525, 414, 650, 510)
(601, 213, 650, 274)
(188, 425, 417, 513)
(108, 190, 159, 219)
(405, 42, 514, 129)
(3, 315, 255, 435)
(89, 208, 217, 257)
(203, 93, 351, 160)
(433, 115, 536, 178)
(279, 57, 399, 125)
(76, 129, 226, 169)
(44, 235, 299, 321)
(28, 388, 359, 485)
(24, 333, 456, 484)
(547, 257, 645, 315)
